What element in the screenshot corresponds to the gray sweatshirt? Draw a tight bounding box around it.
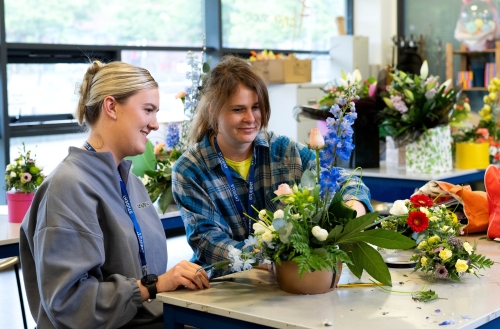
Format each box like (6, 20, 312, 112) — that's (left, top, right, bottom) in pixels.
(20, 147, 168, 329)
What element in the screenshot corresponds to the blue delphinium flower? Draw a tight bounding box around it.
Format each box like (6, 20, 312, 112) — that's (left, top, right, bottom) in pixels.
(166, 122, 180, 148)
(321, 100, 356, 164)
(319, 167, 341, 196)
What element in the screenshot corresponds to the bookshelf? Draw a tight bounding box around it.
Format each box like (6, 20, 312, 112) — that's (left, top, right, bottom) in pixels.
(446, 41, 500, 91)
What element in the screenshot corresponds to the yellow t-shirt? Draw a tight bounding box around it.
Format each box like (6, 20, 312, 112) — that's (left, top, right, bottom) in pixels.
(225, 156, 253, 179)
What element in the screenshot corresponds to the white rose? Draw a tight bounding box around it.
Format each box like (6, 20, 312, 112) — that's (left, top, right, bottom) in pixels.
(18, 160, 25, 166)
(262, 230, 274, 244)
(10, 172, 16, 178)
(253, 221, 268, 234)
(258, 209, 267, 220)
(274, 209, 284, 219)
(429, 216, 439, 221)
(389, 200, 408, 216)
(419, 207, 430, 216)
(311, 226, 328, 241)
(463, 242, 473, 254)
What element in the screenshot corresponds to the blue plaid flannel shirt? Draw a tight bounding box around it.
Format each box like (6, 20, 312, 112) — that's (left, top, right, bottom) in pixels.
(172, 131, 372, 272)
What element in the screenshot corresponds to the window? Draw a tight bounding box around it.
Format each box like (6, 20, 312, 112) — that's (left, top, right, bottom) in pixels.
(8, 63, 87, 118)
(221, 0, 346, 51)
(5, 0, 204, 47)
(121, 51, 191, 122)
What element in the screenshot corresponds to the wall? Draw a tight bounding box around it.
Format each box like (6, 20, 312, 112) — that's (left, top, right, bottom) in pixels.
(354, 0, 398, 74)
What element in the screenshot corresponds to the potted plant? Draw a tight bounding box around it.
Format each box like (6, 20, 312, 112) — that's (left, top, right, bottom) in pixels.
(4, 143, 45, 223)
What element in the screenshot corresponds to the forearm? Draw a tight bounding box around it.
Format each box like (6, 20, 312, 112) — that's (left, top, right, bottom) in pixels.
(345, 199, 368, 216)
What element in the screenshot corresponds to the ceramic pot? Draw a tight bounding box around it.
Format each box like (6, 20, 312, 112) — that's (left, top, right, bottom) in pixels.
(274, 260, 342, 295)
(455, 142, 489, 169)
(6, 191, 34, 223)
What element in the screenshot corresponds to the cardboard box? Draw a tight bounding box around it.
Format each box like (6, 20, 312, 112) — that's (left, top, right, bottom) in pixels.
(250, 58, 312, 83)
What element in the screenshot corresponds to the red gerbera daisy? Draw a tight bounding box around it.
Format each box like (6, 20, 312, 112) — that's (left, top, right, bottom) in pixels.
(409, 195, 433, 208)
(407, 211, 429, 232)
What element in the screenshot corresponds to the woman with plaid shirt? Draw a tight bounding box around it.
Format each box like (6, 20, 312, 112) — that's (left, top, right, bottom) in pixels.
(172, 56, 372, 277)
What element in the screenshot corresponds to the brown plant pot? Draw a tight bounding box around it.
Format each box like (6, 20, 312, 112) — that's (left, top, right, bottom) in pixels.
(274, 260, 342, 295)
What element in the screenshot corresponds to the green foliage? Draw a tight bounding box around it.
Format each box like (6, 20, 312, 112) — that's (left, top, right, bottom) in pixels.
(128, 140, 156, 177)
(375, 282, 445, 303)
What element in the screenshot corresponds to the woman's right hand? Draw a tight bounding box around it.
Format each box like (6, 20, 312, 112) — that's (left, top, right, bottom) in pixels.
(157, 260, 210, 292)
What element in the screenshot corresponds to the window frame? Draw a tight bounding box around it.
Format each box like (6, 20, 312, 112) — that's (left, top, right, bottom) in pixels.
(0, 0, 353, 202)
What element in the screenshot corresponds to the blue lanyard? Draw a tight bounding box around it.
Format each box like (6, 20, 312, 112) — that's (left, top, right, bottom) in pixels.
(213, 137, 255, 236)
(83, 141, 148, 276)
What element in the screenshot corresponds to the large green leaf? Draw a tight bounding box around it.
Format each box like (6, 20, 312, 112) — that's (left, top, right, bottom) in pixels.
(158, 185, 173, 214)
(327, 192, 357, 222)
(350, 241, 392, 286)
(331, 212, 379, 244)
(127, 140, 157, 177)
(338, 229, 416, 249)
(340, 243, 363, 278)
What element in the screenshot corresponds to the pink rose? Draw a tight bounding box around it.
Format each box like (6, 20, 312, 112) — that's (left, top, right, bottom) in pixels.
(308, 128, 325, 149)
(274, 183, 294, 196)
(476, 128, 489, 139)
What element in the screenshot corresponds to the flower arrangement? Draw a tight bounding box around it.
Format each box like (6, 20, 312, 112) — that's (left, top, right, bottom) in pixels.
(381, 194, 462, 243)
(5, 143, 45, 193)
(207, 84, 416, 286)
(411, 235, 494, 281)
(380, 60, 457, 145)
(318, 69, 377, 109)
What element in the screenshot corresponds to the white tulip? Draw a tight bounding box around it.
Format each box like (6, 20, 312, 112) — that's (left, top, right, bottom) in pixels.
(420, 60, 429, 80)
(273, 209, 284, 219)
(253, 221, 268, 234)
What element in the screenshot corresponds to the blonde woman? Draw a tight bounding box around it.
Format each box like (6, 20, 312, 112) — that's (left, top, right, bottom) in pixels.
(20, 61, 209, 329)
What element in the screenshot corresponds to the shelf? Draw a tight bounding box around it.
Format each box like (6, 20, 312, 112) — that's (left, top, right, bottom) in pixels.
(446, 41, 500, 87)
(462, 87, 488, 91)
(453, 49, 496, 54)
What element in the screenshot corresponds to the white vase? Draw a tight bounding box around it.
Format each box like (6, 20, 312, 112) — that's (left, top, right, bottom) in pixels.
(405, 125, 452, 174)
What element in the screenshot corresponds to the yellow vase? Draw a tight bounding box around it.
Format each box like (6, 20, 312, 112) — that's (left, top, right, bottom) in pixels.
(455, 142, 490, 169)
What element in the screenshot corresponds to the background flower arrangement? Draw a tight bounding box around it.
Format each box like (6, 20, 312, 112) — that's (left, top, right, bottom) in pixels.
(379, 60, 457, 145)
(411, 235, 493, 281)
(318, 69, 377, 109)
(381, 192, 494, 281)
(382, 194, 461, 243)
(5, 143, 45, 193)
